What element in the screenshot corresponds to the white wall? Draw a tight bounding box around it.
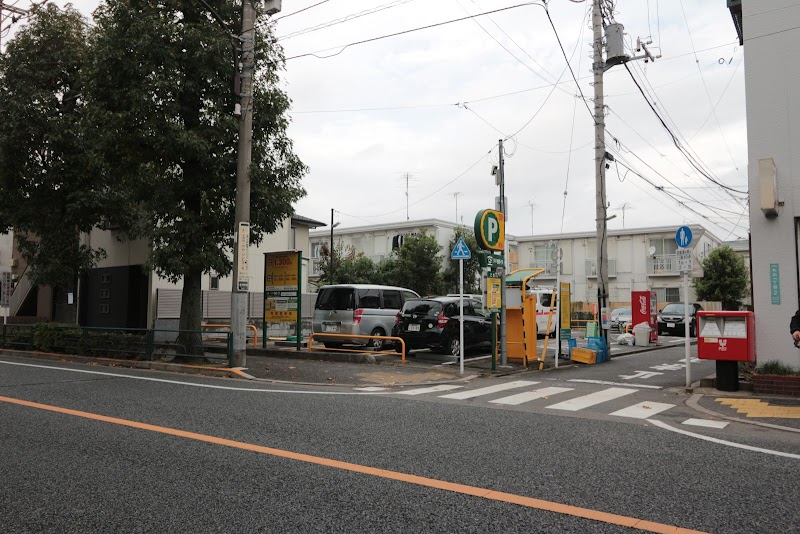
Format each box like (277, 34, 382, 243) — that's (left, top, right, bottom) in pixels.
(744, 1, 800, 367)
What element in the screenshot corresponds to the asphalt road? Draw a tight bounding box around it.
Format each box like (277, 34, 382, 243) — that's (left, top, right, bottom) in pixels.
(1, 351, 798, 533)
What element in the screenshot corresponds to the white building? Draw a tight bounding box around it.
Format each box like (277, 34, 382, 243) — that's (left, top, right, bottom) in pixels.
(310, 218, 723, 311)
(308, 219, 465, 285)
(738, 1, 800, 367)
(515, 225, 721, 310)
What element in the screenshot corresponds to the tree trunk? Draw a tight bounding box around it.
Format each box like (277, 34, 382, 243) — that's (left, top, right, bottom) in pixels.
(176, 269, 204, 359)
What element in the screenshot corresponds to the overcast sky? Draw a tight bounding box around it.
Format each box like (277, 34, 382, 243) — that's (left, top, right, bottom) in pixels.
(4, 0, 748, 240)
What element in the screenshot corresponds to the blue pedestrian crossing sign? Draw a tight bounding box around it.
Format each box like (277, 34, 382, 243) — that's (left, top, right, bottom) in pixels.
(451, 237, 472, 260)
(675, 226, 693, 248)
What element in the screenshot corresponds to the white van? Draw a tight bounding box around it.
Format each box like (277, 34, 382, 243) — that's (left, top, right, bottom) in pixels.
(312, 284, 420, 350)
(528, 286, 558, 338)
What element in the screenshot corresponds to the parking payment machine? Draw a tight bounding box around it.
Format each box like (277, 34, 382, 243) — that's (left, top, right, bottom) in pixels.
(697, 311, 755, 391)
(631, 290, 658, 343)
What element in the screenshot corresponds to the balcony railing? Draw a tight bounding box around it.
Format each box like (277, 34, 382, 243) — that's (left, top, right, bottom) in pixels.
(647, 254, 678, 276)
(528, 260, 558, 277)
(585, 258, 617, 278)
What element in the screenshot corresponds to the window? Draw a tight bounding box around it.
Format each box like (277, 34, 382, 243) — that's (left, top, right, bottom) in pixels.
(99, 303, 110, 314)
(356, 288, 380, 309)
(100, 273, 111, 284)
(382, 290, 401, 310)
(289, 228, 296, 250)
(650, 238, 677, 256)
(100, 289, 110, 299)
(656, 287, 681, 303)
(311, 241, 327, 258)
(315, 288, 354, 310)
(401, 290, 418, 303)
(402, 300, 441, 317)
(532, 245, 551, 262)
(210, 275, 219, 290)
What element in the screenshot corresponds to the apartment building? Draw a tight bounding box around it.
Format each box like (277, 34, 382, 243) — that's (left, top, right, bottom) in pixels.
(309, 218, 723, 310)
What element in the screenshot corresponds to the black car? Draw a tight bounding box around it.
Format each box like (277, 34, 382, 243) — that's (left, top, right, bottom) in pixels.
(657, 303, 703, 337)
(393, 297, 491, 356)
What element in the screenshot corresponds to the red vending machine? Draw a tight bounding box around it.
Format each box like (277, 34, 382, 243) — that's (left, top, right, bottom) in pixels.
(631, 290, 658, 343)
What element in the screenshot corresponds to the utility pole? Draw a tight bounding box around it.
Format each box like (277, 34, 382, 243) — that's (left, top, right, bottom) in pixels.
(592, 0, 610, 347)
(498, 139, 507, 367)
(405, 173, 411, 221)
(592, 1, 655, 349)
(1, 2, 29, 51)
(453, 192, 462, 223)
(231, 0, 281, 368)
(527, 201, 536, 235)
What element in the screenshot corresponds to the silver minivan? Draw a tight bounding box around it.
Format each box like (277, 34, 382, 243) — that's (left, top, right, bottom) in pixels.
(312, 284, 420, 350)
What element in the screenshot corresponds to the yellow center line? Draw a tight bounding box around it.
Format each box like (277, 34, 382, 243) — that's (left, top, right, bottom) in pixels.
(0, 394, 704, 534)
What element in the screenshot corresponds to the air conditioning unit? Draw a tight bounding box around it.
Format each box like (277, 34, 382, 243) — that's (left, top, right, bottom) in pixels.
(11, 258, 18, 267)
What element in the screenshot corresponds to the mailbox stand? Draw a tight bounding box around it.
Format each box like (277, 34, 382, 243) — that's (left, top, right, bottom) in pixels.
(697, 311, 755, 392)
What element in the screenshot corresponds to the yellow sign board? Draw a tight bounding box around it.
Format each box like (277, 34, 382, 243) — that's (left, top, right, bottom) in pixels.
(264, 251, 300, 323)
(487, 277, 502, 311)
(560, 282, 571, 329)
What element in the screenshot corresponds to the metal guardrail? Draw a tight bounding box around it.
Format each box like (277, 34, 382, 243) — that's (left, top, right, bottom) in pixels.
(0, 324, 233, 366)
(308, 332, 407, 363)
(202, 323, 258, 347)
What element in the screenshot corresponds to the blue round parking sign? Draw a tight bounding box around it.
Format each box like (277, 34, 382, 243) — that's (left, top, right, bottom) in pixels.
(675, 226, 692, 248)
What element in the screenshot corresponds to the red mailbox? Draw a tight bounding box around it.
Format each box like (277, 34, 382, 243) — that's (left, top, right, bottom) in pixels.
(697, 311, 755, 362)
(631, 290, 658, 343)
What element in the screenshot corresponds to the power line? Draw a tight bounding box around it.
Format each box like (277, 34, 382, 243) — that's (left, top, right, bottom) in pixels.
(276, 0, 415, 41)
(283, 2, 545, 61)
(623, 63, 747, 195)
(678, 0, 742, 177)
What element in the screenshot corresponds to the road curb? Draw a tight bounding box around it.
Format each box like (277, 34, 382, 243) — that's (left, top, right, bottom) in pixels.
(0, 349, 242, 379)
(685, 393, 800, 434)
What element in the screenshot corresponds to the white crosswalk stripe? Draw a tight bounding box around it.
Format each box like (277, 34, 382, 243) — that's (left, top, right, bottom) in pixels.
(397, 385, 463, 396)
(546, 387, 637, 411)
(489, 387, 574, 406)
(682, 418, 729, 429)
(609, 401, 675, 419)
(439, 380, 540, 400)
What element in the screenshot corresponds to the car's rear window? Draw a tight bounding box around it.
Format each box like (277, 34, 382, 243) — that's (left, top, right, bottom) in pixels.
(403, 300, 442, 316)
(315, 288, 355, 310)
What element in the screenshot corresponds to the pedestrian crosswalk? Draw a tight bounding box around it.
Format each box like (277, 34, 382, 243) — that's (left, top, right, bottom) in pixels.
(392, 382, 721, 427)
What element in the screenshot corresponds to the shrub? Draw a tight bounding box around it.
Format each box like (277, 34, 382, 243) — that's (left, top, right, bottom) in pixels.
(33, 322, 82, 353)
(755, 361, 800, 376)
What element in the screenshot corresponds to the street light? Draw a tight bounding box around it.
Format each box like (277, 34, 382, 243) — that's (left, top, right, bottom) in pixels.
(330, 208, 340, 284)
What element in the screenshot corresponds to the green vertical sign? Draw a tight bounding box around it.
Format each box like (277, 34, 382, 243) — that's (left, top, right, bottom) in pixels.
(770, 263, 780, 304)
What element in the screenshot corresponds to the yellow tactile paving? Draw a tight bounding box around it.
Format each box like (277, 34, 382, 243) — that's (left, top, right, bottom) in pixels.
(716, 398, 800, 418)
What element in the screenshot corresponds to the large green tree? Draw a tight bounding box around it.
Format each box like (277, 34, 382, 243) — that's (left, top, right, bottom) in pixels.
(692, 246, 749, 310)
(317, 243, 379, 285)
(0, 5, 112, 290)
(442, 226, 481, 294)
(382, 232, 444, 296)
(85, 0, 307, 352)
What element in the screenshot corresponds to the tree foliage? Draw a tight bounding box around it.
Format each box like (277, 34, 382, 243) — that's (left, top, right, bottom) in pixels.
(692, 246, 749, 310)
(0, 5, 110, 289)
(317, 243, 379, 286)
(83, 0, 307, 344)
(382, 232, 444, 296)
(442, 226, 481, 294)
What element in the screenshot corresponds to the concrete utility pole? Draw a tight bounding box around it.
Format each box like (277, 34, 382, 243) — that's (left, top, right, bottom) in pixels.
(592, 0, 656, 349)
(231, 0, 257, 368)
(592, 0, 610, 347)
(231, 0, 281, 368)
(498, 139, 508, 367)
